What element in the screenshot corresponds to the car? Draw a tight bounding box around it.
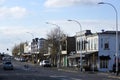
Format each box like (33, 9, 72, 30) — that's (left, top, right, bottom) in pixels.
(20, 58, 27, 62)
(3, 61, 14, 70)
(40, 60, 51, 67)
(39, 61, 43, 66)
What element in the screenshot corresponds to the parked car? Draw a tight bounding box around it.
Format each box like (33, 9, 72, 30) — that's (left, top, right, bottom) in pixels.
(20, 58, 27, 62)
(39, 60, 51, 67)
(3, 61, 13, 70)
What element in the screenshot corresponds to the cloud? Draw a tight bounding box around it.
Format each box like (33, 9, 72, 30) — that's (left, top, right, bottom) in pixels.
(47, 19, 117, 36)
(44, 0, 102, 8)
(0, 26, 33, 36)
(0, 25, 49, 39)
(0, 0, 5, 5)
(0, 6, 27, 19)
(9, 6, 27, 18)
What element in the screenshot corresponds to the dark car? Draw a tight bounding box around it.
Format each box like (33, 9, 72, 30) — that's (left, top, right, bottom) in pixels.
(3, 61, 13, 70)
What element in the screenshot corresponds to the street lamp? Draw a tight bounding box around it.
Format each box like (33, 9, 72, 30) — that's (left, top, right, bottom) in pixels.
(68, 19, 83, 71)
(46, 22, 61, 68)
(98, 2, 119, 75)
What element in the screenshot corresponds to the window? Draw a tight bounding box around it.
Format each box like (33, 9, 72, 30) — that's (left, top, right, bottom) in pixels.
(88, 40, 90, 50)
(77, 41, 79, 51)
(104, 38, 109, 50)
(82, 41, 85, 50)
(100, 59, 108, 68)
(79, 40, 82, 51)
(91, 39, 93, 50)
(101, 38, 103, 48)
(94, 38, 97, 50)
(104, 43, 109, 49)
(62, 41, 66, 50)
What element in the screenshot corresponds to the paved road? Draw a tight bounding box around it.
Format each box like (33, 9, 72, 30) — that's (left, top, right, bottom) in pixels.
(0, 60, 120, 80)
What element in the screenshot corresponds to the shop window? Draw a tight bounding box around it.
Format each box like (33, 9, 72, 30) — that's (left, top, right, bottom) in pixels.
(100, 59, 108, 68)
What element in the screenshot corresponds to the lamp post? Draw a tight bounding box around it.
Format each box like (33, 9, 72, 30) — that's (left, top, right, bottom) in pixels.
(98, 2, 119, 75)
(68, 19, 83, 71)
(46, 22, 61, 68)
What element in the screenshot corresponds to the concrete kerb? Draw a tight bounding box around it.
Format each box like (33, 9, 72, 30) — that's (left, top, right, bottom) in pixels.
(56, 67, 120, 76)
(57, 67, 81, 73)
(58, 68, 78, 73)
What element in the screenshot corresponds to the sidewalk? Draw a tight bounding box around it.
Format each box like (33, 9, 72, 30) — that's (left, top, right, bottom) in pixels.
(58, 67, 78, 73)
(57, 67, 120, 79)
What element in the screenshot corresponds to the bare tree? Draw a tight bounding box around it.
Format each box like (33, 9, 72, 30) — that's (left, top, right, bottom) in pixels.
(12, 42, 24, 57)
(46, 27, 67, 66)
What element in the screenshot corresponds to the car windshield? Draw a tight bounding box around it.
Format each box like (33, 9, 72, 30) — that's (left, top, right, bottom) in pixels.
(5, 62, 11, 64)
(44, 61, 49, 63)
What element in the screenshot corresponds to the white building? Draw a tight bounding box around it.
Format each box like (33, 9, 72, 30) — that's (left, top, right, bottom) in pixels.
(73, 30, 120, 72)
(24, 42, 31, 54)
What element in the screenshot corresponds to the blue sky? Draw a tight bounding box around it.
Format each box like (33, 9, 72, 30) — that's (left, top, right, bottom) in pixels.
(0, 0, 119, 55)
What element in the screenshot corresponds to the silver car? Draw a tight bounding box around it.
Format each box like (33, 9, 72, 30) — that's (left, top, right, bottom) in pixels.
(40, 60, 51, 67)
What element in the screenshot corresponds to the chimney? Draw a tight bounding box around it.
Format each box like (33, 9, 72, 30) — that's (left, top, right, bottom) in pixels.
(101, 29, 105, 33)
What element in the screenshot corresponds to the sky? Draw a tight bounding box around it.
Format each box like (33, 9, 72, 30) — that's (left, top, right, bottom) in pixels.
(0, 0, 119, 55)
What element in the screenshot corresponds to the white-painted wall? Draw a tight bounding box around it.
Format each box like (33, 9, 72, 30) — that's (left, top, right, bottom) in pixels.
(76, 30, 120, 72)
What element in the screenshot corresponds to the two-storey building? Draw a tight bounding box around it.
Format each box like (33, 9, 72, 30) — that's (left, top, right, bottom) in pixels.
(60, 36, 76, 67)
(69, 30, 120, 72)
(24, 38, 46, 63)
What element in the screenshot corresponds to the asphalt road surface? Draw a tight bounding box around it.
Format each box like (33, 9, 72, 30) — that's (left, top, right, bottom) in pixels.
(0, 60, 120, 80)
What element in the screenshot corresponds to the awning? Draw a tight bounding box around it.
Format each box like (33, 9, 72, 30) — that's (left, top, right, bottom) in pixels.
(85, 51, 98, 55)
(68, 51, 98, 59)
(68, 53, 85, 59)
(99, 55, 111, 60)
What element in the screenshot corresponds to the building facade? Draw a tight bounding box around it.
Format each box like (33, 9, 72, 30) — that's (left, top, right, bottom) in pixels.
(60, 36, 76, 67)
(24, 38, 46, 63)
(69, 30, 120, 72)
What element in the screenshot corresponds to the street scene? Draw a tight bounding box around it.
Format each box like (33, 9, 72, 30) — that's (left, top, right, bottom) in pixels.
(0, 59, 120, 80)
(0, 0, 120, 80)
